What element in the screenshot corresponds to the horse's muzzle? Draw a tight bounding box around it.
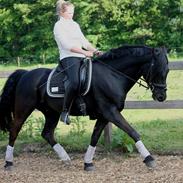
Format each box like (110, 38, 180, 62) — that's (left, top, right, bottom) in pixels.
(152, 92, 167, 102)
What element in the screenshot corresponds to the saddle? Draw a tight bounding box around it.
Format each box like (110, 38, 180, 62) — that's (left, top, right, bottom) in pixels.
(46, 58, 92, 98)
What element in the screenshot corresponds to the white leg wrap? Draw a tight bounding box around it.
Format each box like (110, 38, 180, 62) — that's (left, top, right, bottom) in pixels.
(5, 145, 14, 162)
(84, 145, 96, 164)
(53, 144, 71, 161)
(135, 140, 150, 159)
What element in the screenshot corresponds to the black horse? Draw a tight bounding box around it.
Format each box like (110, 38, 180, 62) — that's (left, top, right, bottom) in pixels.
(0, 45, 169, 171)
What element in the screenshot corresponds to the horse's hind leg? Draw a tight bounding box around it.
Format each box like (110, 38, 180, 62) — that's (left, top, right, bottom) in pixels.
(41, 110, 71, 163)
(4, 100, 35, 170)
(5, 115, 33, 170)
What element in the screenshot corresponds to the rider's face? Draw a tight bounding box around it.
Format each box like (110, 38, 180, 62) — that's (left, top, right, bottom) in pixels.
(61, 6, 74, 19)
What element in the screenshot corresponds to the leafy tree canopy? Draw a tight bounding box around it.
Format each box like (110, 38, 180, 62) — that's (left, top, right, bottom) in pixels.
(0, 0, 182, 63)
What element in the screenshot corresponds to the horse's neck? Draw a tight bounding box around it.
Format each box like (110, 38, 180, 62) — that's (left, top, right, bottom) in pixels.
(100, 57, 148, 92)
(104, 57, 145, 79)
(94, 60, 142, 94)
(113, 58, 139, 69)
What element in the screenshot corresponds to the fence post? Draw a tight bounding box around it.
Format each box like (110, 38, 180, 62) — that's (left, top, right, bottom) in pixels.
(17, 57, 20, 67)
(42, 53, 46, 64)
(104, 122, 112, 146)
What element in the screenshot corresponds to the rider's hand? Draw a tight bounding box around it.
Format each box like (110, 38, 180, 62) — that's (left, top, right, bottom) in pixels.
(84, 51, 94, 57)
(94, 50, 104, 57)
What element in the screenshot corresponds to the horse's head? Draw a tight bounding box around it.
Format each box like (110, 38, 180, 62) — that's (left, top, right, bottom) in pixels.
(95, 45, 169, 102)
(143, 47, 169, 102)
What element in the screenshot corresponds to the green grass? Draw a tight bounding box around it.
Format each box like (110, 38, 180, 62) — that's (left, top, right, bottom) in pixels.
(0, 79, 6, 89)
(0, 112, 182, 155)
(168, 57, 183, 61)
(126, 70, 183, 100)
(0, 63, 56, 71)
(137, 119, 183, 154)
(123, 109, 183, 153)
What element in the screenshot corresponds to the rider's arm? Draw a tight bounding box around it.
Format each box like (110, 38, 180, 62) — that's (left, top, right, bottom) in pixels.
(76, 23, 97, 53)
(70, 47, 93, 57)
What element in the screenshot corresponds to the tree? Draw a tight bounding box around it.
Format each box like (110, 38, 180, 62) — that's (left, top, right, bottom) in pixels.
(0, 0, 182, 63)
(0, 0, 58, 62)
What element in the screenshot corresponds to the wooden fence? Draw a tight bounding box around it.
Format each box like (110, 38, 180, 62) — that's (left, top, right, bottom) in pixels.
(0, 61, 183, 145)
(124, 61, 183, 109)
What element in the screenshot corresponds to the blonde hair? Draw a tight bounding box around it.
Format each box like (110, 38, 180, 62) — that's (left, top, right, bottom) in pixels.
(56, 0, 74, 16)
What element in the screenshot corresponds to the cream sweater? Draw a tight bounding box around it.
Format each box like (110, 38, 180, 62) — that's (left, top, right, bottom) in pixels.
(54, 17, 90, 60)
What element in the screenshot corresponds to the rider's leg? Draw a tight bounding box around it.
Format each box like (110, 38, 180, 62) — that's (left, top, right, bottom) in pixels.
(60, 57, 82, 124)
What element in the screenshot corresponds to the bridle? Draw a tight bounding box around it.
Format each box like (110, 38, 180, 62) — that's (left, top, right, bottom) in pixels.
(143, 49, 167, 92)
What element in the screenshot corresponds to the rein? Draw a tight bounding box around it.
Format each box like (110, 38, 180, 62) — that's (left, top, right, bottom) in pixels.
(94, 58, 150, 90)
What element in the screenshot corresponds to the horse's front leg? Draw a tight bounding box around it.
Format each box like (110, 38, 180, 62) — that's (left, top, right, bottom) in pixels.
(84, 117, 108, 171)
(103, 106, 156, 168)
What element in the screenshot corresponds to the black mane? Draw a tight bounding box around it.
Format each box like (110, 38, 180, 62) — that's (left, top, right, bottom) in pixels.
(97, 45, 152, 61)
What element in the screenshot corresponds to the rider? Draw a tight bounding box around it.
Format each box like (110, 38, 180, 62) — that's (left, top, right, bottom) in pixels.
(54, 0, 101, 124)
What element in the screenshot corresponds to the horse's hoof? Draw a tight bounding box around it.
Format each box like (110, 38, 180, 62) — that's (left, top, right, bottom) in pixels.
(143, 155, 156, 168)
(4, 161, 13, 171)
(63, 160, 72, 166)
(84, 163, 95, 171)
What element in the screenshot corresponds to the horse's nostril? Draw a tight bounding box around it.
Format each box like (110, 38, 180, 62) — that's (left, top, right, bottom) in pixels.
(158, 95, 165, 102)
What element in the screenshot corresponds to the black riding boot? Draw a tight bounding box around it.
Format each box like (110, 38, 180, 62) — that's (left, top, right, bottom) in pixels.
(60, 85, 75, 125)
(60, 110, 70, 125)
(60, 57, 82, 125)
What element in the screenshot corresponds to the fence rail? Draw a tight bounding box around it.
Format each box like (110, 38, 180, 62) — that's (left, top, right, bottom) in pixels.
(0, 61, 183, 145)
(0, 61, 182, 78)
(124, 61, 183, 109)
(125, 100, 183, 109)
(0, 71, 13, 78)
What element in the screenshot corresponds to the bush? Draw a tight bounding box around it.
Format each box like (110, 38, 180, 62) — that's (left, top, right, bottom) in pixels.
(112, 128, 134, 153)
(19, 115, 45, 140)
(57, 117, 90, 151)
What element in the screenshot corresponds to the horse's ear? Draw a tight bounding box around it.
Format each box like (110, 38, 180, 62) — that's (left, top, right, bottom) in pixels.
(154, 48, 161, 55)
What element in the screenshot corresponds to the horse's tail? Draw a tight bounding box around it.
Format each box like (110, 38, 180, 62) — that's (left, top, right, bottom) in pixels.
(0, 69, 27, 132)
